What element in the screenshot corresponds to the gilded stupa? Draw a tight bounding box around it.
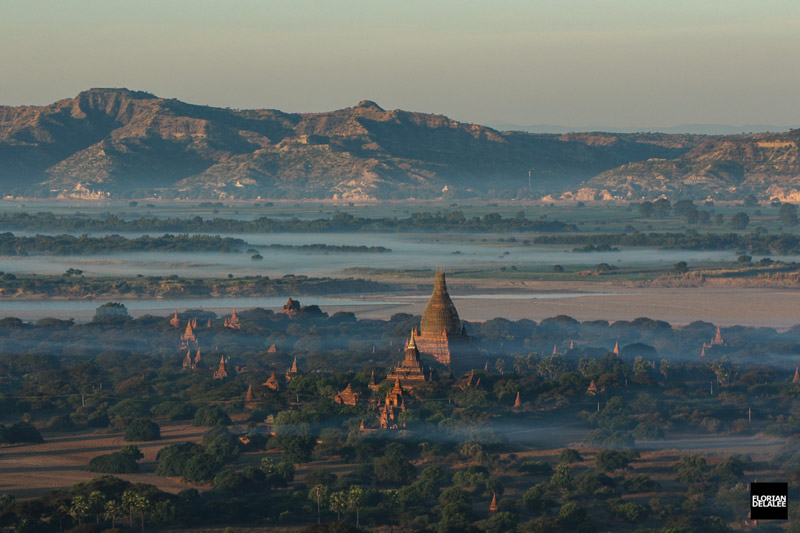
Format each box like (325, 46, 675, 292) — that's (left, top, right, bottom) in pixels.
(413, 271, 477, 373)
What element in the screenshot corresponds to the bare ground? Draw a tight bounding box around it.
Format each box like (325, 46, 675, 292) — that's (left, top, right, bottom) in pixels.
(0, 423, 208, 499)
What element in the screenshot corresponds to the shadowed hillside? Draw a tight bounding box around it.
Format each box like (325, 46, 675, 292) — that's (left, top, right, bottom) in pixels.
(0, 89, 702, 200)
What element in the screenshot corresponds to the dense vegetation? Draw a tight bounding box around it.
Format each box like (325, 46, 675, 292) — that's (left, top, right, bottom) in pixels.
(0, 232, 248, 255)
(0, 211, 575, 234)
(534, 230, 800, 254)
(0, 308, 799, 530)
(0, 274, 394, 299)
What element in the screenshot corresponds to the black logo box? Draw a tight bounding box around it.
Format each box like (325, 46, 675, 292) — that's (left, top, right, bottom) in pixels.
(751, 482, 788, 520)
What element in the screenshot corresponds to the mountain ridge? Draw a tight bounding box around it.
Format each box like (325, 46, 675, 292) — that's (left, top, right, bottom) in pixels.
(0, 88, 797, 201)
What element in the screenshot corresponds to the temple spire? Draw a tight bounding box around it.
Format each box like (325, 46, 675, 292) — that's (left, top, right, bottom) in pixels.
(793, 367, 800, 384)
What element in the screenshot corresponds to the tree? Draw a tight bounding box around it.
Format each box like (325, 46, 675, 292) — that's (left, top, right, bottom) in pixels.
(347, 485, 365, 527)
(308, 484, 330, 524)
(69, 495, 89, 525)
(183, 452, 221, 482)
(731, 212, 750, 229)
(124, 419, 160, 441)
(676, 455, 707, 483)
(780, 203, 798, 226)
(743, 194, 759, 207)
(93, 302, 130, 322)
(104, 500, 124, 529)
(87, 491, 105, 525)
(638, 201, 654, 217)
(653, 198, 671, 216)
(595, 449, 639, 472)
(557, 448, 583, 464)
(673, 261, 688, 274)
(375, 454, 416, 485)
(329, 490, 347, 521)
(193, 405, 231, 427)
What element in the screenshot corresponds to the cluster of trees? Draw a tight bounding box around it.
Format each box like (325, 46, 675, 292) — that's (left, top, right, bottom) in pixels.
(0, 232, 248, 256)
(534, 230, 800, 254)
(0, 273, 391, 299)
(264, 243, 391, 253)
(0, 210, 576, 234)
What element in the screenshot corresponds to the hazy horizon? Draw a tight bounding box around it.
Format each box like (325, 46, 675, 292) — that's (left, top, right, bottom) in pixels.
(2, 0, 799, 129)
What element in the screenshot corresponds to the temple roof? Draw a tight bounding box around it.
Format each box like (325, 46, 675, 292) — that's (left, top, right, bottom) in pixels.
(420, 271, 462, 336)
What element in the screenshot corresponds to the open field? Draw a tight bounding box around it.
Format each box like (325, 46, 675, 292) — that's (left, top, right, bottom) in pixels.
(0, 423, 208, 499)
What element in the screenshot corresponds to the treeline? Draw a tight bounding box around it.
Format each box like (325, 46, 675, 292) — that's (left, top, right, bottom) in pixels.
(0, 233, 247, 256)
(265, 244, 391, 253)
(0, 211, 575, 234)
(0, 274, 394, 299)
(533, 231, 800, 253)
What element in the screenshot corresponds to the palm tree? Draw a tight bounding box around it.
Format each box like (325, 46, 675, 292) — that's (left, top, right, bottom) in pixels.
(329, 491, 347, 521)
(308, 484, 329, 524)
(347, 486, 365, 528)
(69, 495, 89, 525)
(88, 491, 105, 524)
(104, 500, 124, 529)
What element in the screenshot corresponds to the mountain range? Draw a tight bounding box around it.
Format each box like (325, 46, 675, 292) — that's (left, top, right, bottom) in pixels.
(0, 88, 798, 201)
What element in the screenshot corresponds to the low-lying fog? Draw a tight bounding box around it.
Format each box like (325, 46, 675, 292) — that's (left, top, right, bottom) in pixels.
(1, 231, 793, 278)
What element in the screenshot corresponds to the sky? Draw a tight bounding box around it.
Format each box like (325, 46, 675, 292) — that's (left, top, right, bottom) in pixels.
(1, 0, 799, 130)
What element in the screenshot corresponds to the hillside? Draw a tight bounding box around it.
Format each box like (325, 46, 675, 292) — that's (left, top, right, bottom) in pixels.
(585, 131, 800, 201)
(0, 89, 702, 200)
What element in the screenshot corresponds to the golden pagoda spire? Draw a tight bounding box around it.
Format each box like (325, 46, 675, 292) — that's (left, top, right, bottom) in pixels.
(793, 367, 800, 384)
(613, 341, 620, 356)
(513, 391, 521, 408)
(489, 493, 498, 512)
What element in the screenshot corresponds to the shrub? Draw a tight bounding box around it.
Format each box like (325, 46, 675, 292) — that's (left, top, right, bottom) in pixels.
(156, 442, 204, 477)
(183, 452, 221, 482)
(123, 419, 160, 442)
(193, 405, 231, 427)
(0, 421, 43, 444)
(374, 454, 416, 485)
(87, 452, 139, 473)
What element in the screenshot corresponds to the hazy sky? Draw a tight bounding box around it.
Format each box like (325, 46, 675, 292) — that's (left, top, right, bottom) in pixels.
(2, 0, 799, 128)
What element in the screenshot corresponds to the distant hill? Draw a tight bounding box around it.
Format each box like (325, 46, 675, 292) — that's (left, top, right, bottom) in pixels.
(586, 131, 800, 201)
(0, 88, 797, 201)
(486, 121, 791, 135)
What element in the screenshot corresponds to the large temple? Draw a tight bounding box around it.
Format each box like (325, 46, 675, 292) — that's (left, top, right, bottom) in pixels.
(385, 330, 428, 390)
(413, 271, 478, 374)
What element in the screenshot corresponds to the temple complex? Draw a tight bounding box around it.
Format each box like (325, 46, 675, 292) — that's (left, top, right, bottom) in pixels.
(701, 326, 727, 354)
(710, 326, 725, 346)
(213, 355, 230, 379)
(334, 383, 360, 405)
(180, 320, 198, 351)
(181, 349, 202, 370)
(413, 271, 478, 374)
(244, 384, 257, 410)
(384, 331, 428, 390)
(263, 371, 281, 391)
(286, 357, 300, 382)
(377, 378, 406, 429)
(224, 308, 241, 329)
